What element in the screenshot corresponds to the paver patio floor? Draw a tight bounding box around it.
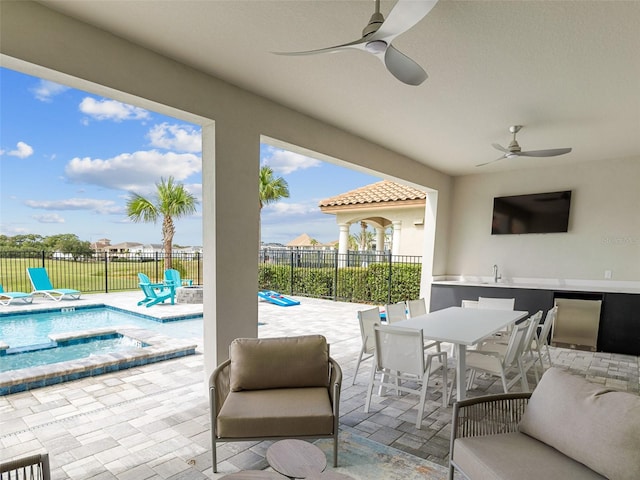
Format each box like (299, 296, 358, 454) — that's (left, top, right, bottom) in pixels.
(1, 292, 638, 478)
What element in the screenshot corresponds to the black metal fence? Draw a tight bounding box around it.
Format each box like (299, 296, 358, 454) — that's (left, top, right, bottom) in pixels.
(0, 251, 203, 294)
(1, 249, 422, 304)
(259, 249, 422, 304)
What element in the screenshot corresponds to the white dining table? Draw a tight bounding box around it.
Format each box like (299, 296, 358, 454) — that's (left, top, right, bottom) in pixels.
(393, 306, 529, 401)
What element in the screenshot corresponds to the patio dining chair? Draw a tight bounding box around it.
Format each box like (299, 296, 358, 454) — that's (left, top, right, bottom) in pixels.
(384, 302, 408, 323)
(406, 298, 443, 354)
(352, 307, 381, 385)
(365, 325, 449, 429)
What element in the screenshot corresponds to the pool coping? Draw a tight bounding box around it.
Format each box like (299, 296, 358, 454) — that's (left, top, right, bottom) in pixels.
(0, 325, 198, 396)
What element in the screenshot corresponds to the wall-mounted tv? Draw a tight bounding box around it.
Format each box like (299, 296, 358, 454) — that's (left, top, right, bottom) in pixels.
(491, 190, 572, 235)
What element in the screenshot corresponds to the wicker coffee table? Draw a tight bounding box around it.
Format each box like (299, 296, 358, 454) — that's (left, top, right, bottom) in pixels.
(266, 439, 327, 478)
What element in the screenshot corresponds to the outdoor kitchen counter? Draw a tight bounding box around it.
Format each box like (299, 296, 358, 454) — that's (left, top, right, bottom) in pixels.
(430, 280, 640, 356)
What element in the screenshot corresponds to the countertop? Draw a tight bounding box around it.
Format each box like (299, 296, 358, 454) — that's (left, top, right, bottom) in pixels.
(431, 278, 640, 295)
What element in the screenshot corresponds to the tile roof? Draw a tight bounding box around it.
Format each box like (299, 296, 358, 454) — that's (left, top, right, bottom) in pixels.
(319, 180, 426, 208)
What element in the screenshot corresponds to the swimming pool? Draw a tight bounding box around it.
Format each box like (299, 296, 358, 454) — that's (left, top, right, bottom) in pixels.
(0, 306, 201, 395)
(0, 305, 203, 349)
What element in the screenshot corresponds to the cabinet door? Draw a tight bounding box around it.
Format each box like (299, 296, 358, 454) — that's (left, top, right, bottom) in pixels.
(599, 293, 640, 355)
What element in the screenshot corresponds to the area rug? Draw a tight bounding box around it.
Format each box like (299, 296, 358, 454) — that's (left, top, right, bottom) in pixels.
(314, 431, 449, 480)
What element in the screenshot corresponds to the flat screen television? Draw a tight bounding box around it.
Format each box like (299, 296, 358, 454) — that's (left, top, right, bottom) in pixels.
(491, 190, 572, 235)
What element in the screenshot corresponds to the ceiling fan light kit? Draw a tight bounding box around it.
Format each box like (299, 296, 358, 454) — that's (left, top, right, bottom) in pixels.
(273, 0, 440, 86)
(477, 125, 573, 167)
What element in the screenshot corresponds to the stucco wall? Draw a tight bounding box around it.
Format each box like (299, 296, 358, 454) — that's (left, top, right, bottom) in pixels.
(447, 156, 640, 282)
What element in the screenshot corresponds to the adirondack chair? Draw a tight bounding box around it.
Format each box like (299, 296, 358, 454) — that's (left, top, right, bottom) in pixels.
(137, 273, 175, 307)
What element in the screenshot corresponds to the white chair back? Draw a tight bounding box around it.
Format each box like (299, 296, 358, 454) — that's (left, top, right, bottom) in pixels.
(374, 325, 425, 378)
(461, 300, 479, 308)
(478, 297, 515, 310)
(538, 306, 557, 347)
(358, 307, 382, 354)
(384, 302, 407, 323)
(406, 298, 427, 317)
(503, 319, 530, 367)
(523, 311, 543, 354)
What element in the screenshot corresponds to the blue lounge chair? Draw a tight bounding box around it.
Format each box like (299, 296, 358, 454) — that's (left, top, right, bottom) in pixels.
(164, 269, 193, 287)
(137, 273, 175, 307)
(26, 268, 81, 301)
(0, 284, 33, 306)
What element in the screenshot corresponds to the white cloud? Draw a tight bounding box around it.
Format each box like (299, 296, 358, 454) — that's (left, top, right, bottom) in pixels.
(262, 147, 321, 175)
(6, 141, 34, 159)
(31, 80, 70, 102)
(264, 201, 318, 216)
(64, 150, 202, 193)
(25, 198, 123, 215)
(79, 97, 150, 122)
(32, 213, 65, 224)
(147, 123, 202, 153)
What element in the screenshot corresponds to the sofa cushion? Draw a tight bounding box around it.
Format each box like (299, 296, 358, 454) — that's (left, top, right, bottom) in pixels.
(229, 335, 329, 391)
(453, 432, 605, 480)
(518, 367, 640, 480)
(216, 387, 334, 438)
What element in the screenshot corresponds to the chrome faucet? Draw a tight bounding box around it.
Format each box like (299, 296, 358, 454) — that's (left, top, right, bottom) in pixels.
(493, 264, 502, 283)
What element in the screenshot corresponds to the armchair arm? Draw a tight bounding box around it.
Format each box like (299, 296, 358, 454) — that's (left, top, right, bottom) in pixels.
(451, 392, 531, 442)
(328, 357, 342, 413)
(209, 359, 231, 433)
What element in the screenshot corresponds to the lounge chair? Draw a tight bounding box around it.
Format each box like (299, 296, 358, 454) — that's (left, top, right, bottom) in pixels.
(26, 268, 81, 301)
(137, 273, 175, 307)
(0, 284, 33, 306)
(164, 269, 192, 287)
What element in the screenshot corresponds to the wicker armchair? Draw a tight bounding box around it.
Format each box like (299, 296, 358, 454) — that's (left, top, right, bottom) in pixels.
(449, 392, 531, 480)
(0, 453, 51, 480)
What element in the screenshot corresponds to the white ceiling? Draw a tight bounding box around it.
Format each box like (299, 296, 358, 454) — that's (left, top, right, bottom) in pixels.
(39, 0, 640, 176)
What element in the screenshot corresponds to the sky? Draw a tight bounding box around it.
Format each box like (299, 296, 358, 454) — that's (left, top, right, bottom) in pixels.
(0, 67, 382, 247)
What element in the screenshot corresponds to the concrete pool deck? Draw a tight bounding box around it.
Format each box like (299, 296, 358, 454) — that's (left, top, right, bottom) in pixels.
(0, 292, 638, 479)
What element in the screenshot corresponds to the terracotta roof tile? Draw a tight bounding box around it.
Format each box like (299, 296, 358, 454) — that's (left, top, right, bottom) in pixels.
(319, 180, 426, 207)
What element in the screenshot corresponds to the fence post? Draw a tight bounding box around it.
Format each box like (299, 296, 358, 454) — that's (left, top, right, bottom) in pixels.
(289, 251, 294, 296)
(155, 252, 159, 282)
(104, 252, 109, 293)
(333, 250, 339, 301)
(197, 252, 201, 285)
(387, 251, 392, 304)
(41, 250, 45, 268)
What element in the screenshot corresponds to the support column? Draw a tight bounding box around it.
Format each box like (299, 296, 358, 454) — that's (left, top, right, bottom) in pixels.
(375, 227, 385, 253)
(338, 223, 350, 267)
(203, 121, 260, 386)
(391, 220, 402, 255)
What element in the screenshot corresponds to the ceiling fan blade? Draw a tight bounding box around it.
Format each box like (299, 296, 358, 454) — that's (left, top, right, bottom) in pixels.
(272, 37, 368, 56)
(492, 143, 508, 153)
(476, 156, 507, 167)
(371, 0, 440, 43)
(518, 148, 572, 157)
(384, 45, 427, 85)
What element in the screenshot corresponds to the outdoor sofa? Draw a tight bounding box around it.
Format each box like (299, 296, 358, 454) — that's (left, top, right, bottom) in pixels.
(209, 334, 342, 473)
(449, 367, 640, 480)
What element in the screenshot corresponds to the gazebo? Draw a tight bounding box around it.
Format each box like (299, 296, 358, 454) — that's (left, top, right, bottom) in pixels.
(319, 180, 427, 257)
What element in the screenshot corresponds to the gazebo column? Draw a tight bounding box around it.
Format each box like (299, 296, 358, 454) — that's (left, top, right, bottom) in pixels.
(338, 223, 350, 267)
(375, 227, 385, 253)
(391, 220, 402, 255)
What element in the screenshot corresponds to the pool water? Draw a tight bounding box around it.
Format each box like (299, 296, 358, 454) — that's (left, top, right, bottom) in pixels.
(0, 306, 203, 349)
(0, 334, 148, 372)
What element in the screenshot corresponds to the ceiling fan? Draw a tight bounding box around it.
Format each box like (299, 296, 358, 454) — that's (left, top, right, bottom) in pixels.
(477, 125, 572, 167)
(273, 0, 439, 86)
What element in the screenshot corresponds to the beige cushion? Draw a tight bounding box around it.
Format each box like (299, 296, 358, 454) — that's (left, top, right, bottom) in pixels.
(229, 335, 329, 391)
(453, 432, 605, 480)
(216, 387, 334, 438)
(519, 367, 640, 480)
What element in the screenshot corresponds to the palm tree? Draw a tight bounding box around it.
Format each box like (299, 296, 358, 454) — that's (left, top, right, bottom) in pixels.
(259, 165, 290, 242)
(126, 176, 198, 270)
